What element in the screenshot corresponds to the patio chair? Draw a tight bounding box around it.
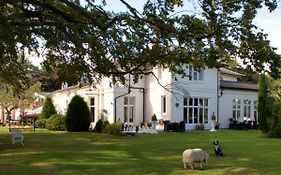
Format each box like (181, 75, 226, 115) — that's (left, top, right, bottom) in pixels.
(11, 129, 24, 145)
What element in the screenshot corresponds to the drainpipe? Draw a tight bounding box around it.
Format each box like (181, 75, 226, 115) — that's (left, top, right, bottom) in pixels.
(217, 69, 220, 123)
(217, 69, 224, 123)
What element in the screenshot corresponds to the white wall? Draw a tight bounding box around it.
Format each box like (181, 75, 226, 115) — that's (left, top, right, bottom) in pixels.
(144, 67, 172, 122)
(95, 74, 146, 125)
(52, 92, 70, 115)
(171, 68, 219, 130)
(52, 86, 97, 115)
(102, 88, 115, 123)
(219, 89, 258, 128)
(50, 67, 258, 131)
(51, 76, 145, 126)
(143, 67, 219, 130)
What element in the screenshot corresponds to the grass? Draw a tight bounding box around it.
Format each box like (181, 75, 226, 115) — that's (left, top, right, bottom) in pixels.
(0, 127, 281, 175)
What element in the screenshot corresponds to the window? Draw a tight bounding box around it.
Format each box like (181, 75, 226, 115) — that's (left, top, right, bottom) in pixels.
(161, 95, 167, 114)
(124, 96, 135, 123)
(232, 99, 241, 121)
(90, 97, 95, 122)
(188, 66, 203, 81)
(254, 100, 258, 122)
(183, 97, 209, 124)
(243, 99, 251, 121)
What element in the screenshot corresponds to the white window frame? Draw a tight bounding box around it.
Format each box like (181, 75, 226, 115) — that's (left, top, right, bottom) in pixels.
(243, 99, 251, 121)
(254, 100, 258, 122)
(183, 97, 209, 124)
(188, 66, 203, 81)
(89, 97, 95, 122)
(232, 99, 241, 121)
(124, 96, 135, 123)
(161, 95, 167, 114)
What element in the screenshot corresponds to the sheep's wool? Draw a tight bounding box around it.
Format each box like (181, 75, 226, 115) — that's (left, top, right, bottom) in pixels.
(182, 148, 208, 169)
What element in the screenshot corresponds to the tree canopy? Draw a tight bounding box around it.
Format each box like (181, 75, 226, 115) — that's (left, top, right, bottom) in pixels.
(258, 74, 269, 133)
(1, 0, 280, 88)
(0, 81, 41, 116)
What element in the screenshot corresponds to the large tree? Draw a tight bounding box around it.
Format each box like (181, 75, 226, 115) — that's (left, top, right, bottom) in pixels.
(258, 74, 269, 133)
(0, 82, 41, 122)
(1, 0, 280, 87)
(265, 77, 281, 136)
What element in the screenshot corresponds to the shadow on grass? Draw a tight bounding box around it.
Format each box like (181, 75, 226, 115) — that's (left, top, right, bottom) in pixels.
(0, 131, 184, 175)
(0, 129, 281, 175)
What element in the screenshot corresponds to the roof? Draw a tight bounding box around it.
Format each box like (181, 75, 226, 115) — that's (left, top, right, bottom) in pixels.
(219, 68, 244, 77)
(52, 84, 91, 94)
(220, 80, 258, 91)
(37, 84, 92, 97)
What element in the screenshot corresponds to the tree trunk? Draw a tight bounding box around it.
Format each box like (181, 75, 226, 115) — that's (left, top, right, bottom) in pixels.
(0, 106, 4, 124)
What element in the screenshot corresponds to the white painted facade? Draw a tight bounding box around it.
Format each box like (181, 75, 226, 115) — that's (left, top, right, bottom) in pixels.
(218, 89, 258, 128)
(49, 66, 258, 130)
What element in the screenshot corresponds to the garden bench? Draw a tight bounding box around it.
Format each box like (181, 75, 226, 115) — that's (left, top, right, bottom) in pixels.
(11, 129, 24, 145)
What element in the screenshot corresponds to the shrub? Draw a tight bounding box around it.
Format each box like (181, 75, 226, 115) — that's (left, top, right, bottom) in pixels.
(94, 119, 104, 133)
(267, 101, 281, 138)
(268, 123, 281, 138)
(103, 120, 110, 128)
(151, 114, 157, 121)
(35, 118, 47, 128)
(46, 114, 66, 131)
(102, 123, 110, 134)
(103, 123, 123, 136)
(65, 95, 91, 132)
(40, 97, 57, 119)
(93, 109, 110, 133)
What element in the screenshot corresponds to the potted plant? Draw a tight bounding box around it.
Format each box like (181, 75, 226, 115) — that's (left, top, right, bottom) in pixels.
(210, 112, 216, 131)
(195, 123, 205, 130)
(151, 114, 158, 133)
(151, 114, 157, 122)
(215, 122, 220, 129)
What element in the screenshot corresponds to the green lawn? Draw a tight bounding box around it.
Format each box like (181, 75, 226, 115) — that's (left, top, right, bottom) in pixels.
(1, 127, 281, 175)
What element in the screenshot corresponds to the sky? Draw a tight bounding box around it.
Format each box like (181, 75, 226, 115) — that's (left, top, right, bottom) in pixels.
(29, 1, 281, 66)
(254, 6, 281, 54)
(102, 0, 281, 53)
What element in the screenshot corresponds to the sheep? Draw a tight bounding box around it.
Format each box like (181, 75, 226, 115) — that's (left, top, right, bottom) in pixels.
(182, 148, 209, 170)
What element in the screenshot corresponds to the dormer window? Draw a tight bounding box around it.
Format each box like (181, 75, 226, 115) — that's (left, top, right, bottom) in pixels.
(188, 66, 203, 81)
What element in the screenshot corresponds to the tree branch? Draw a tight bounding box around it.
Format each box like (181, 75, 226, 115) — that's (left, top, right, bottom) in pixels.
(59, 0, 107, 30)
(146, 71, 173, 93)
(119, 0, 142, 19)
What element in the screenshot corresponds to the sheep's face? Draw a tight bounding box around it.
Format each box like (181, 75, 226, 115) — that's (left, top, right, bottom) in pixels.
(204, 153, 209, 163)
